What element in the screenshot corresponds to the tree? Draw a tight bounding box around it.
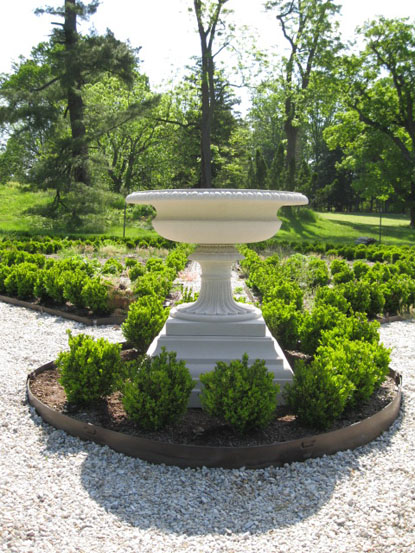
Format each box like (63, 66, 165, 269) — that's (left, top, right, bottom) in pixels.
(193, 0, 230, 188)
(265, 0, 342, 189)
(325, 17, 415, 227)
(84, 74, 162, 194)
(0, 1, 138, 226)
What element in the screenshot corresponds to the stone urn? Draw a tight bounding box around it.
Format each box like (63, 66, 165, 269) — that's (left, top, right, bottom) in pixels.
(126, 189, 308, 406)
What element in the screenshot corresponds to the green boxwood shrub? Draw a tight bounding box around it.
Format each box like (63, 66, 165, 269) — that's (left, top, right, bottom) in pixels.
(383, 274, 415, 314)
(200, 354, 279, 434)
(81, 278, 110, 315)
(338, 280, 371, 314)
(353, 260, 370, 279)
(102, 257, 123, 275)
(315, 339, 390, 407)
(122, 348, 193, 431)
(56, 331, 122, 404)
(4, 262, 38, 299)
(262, 299, 302, 350)
(332, 267, 354, 284)
(121, 296, 168, 352)
(320, 311, 380, 347)
(42, 265, 66, 304)
(134, 270, 174, 298)
(300, 305, 347, 355)
(264, 281, 304, 310)
(330, 258, 349, 275)
(284, 358, 354, 430)
(0, 263, 11, 294)
(62, 269, 88, 308)
(314, 286, 351, 314)
(129, 263, 145, 281)
(306, 257, 330, 288)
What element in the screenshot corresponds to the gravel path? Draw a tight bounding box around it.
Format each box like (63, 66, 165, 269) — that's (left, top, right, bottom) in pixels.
(0, 302, 414, 553)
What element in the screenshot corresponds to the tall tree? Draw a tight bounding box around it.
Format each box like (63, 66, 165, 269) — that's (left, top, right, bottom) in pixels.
(265, 0, 342, 189)
(193, 0, 230, 188)
(0, 0, 138, 222)
(325, 17, 415, 227)
(34, 0, 137, 187)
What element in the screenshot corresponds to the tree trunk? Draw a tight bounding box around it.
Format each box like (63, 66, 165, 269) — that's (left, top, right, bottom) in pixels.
(410, 179, 415, 229)
(64, 0, 90, 185)
(199, 52, 213, 188)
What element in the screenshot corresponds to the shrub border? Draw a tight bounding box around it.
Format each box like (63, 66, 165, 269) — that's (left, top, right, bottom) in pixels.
(27, 362, 402, 469)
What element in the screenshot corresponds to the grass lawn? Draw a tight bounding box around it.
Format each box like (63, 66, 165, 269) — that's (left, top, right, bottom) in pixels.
(0, 182, 54, 234)
(277, 209, 414, 245)
(0, 182, 158, 239)
(0, 182, 414, 244)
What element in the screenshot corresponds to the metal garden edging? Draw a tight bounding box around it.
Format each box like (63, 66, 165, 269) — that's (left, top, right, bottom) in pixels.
(27, 363, 402, 469)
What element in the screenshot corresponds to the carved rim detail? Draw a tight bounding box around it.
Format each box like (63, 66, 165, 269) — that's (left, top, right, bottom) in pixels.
(27, 363, 402, 469)
(126, 189, 308, 204)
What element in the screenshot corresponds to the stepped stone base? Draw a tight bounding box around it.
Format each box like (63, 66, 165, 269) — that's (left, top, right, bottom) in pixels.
(147, 315, 293, 407)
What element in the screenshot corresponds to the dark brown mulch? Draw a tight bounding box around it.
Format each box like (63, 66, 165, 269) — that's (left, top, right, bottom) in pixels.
(29, 362, 398, 448)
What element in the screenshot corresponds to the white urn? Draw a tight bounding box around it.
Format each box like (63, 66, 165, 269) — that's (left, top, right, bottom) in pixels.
(126, 188, 308, 406)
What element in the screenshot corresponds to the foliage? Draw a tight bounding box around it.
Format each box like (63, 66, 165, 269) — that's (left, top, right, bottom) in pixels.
(121, 348, 193, 431)
(315, 340, 390, 407)
(4, 262, 38, 299)
(314, 285, 351, 313)
(300, 305, 347, 355)
(121, 296, 168, 353)
(324, 17, 415, 227)
(102, 257, 124, 275)
(262, 300, 302, 350)
(62, 269, 88, 308)
(200, 354, 279, 434)
(284, 358, 353, 430)
(81, 278, 110, 314)
(56, 331, 122, 404)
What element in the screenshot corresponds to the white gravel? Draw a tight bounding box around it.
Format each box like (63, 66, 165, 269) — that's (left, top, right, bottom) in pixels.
(1, 301, 414, 553)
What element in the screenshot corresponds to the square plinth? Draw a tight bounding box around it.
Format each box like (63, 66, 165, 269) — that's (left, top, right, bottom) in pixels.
(147, 314, 293, 407)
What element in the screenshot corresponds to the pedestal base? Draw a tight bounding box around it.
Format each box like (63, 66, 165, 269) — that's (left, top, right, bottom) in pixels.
(147, 315, 293, 407)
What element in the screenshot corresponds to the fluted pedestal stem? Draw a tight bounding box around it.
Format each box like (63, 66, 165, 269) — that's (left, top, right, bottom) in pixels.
(172, 245, 259, 322)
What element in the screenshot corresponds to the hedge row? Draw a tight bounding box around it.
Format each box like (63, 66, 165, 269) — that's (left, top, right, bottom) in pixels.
(240, 246, 394, 428)
(252, 238, 415, 263)
(121, 244, 192, 352)
(0, 241, 191, 317)
(0, 233, 175, 254)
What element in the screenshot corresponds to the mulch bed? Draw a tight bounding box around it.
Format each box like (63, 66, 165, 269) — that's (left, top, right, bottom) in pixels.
(29, 359, 398, 448)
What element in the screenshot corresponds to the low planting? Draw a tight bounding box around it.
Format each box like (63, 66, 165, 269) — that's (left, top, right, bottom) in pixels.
(122, 349, 193, 431)
(240, 242, 411, 428)
(200, 354, 279, 434)
(36, 238, 410, 436)
(56, 331, 122, 404)
(0, 238, 190, 317)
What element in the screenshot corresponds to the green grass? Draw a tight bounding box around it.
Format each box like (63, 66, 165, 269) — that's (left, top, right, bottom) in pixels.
(277, 209, 414, 245)
(0, 182, 54, 233)
(0, 182, 158, 239)
(0, 182, 413, 245)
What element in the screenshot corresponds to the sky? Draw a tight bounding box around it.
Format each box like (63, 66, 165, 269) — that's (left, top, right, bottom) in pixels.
(0, 0, 413, 105)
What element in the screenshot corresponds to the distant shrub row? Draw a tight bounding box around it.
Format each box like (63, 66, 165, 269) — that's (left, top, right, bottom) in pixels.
(252, 238, 415, 263)
(0, 233, 175, 254)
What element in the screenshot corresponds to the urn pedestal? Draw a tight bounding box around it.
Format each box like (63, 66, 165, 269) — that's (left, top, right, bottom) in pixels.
(126, 189, 308, 406)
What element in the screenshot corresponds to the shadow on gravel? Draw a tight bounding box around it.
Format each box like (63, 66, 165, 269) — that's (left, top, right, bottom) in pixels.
(28, 398, 405, 537)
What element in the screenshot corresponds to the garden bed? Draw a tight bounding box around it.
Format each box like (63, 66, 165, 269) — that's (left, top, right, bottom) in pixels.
(27, 358, 401, 469)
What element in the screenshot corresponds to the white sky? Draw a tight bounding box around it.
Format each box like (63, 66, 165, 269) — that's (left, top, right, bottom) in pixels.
(0, 0, 413, 103)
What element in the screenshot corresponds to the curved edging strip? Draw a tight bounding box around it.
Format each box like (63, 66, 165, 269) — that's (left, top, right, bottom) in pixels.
(27, 364, 402, 469)
(0, 295, 125, 326)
